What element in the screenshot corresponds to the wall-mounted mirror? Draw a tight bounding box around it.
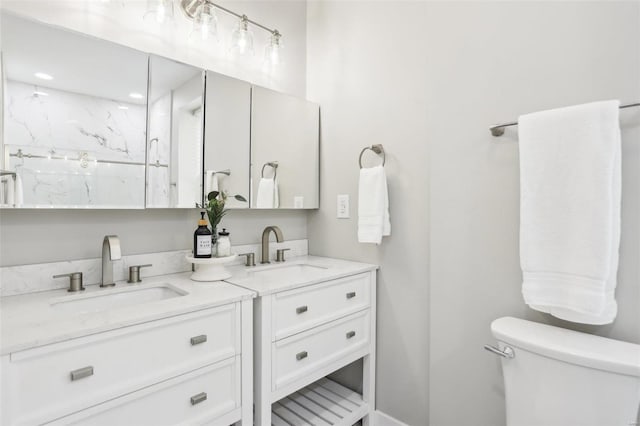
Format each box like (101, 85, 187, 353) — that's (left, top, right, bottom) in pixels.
(203, 71, 251, 208)
(147, 56, 204, 208)
(250, 86, 320, 209)
(1, 13, 148, 208)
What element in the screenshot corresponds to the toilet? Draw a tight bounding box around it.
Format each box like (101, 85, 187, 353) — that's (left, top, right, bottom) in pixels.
(488, 317, 640, 426)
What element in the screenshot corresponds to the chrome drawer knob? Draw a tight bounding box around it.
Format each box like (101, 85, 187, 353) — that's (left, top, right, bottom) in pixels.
(296, 351, 308, 361)
(296, 306, 308, 314)
(346, 331, 356, 339)
(346, 292, 356, 299)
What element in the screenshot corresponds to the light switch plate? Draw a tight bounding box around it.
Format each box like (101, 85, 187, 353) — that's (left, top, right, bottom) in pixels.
(337, 194, 350, 218)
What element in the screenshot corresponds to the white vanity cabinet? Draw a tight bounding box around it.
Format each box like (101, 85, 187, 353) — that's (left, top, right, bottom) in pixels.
(0, 279, 254, 426)
(228, 259, 377, 426)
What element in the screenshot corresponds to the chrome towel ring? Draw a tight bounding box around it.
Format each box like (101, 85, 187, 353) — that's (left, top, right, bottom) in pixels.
(261, 161, 279, 179)
(359, 144, 386, 169)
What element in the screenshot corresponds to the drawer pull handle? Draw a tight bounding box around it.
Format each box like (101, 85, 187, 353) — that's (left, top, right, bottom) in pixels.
(296, 351, 308, 361)
(296, 306, 308, 314)
(346, 292, 356, 299)
(190, 392, 208, 405)
(70, 366, 94, 381)
(190, 335, 208, 346)
(346, 331, 356, 339)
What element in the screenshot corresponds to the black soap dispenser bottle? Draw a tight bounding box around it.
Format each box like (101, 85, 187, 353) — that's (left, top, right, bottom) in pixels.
(194, 212, 212, 258)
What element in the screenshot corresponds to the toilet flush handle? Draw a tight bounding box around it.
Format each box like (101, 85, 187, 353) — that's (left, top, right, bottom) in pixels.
(484, 344, 515, 359)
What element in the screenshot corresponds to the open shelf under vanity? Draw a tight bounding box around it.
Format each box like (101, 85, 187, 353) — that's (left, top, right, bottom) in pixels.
(271, 378, 368, 426)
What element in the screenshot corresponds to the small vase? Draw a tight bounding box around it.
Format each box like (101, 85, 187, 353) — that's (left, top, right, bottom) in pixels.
(210, 226, 218, 256)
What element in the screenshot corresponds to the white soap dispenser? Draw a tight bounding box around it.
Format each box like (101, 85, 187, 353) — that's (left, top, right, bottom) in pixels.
(216, 228, 231, 257)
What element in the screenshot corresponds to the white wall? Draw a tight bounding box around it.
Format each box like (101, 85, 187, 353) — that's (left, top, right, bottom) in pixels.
(307, 2, 639, 425)
(0, 0, 309, 266)
(307, 3, 430, 425)
(427, 3, 639, 425)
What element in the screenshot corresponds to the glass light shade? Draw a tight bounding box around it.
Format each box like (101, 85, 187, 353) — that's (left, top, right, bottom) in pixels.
(230, 16, 254, 56)
(192, 2, 218, 41)
(263, 31, 283, 72)
(146, 0, 175, 24)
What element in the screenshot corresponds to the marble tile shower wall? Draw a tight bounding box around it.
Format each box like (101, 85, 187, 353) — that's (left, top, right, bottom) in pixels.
(4, 80, 146, 207)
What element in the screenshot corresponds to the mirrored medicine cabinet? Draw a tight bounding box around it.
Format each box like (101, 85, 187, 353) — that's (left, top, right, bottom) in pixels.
(0, 12, 320, 210)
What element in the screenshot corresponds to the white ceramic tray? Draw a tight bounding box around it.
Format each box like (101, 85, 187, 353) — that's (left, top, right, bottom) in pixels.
(185, 254, 237, 282)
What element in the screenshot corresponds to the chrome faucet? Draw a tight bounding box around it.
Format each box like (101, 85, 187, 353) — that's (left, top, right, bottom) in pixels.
(101, 235, 121, 287)
(261, 226, 284, 264)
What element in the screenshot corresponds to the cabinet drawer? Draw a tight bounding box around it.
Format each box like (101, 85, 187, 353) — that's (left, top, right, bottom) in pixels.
(48, 356, 240, 426)
(4, 305, 239, 425)
(272, 310, 370, 390)
(272, 273, 371, 341)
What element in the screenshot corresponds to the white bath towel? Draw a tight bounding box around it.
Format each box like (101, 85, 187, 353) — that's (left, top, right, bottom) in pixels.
(14, 172, 23, 207)
(205, 170, 219, 195)
(256, 177, 279, 208)
(5, 174, 15, 207)
(358, 165, 390, 244)
(519, 100, 621, 325)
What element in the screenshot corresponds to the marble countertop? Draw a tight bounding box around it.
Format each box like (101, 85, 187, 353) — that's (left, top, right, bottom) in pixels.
(225, 255, 378, 296)
(0, 273, 254, 355)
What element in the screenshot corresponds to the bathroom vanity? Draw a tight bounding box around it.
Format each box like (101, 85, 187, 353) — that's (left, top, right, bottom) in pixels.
(0, 275, 255, 426)
(227, 256, 378, 426)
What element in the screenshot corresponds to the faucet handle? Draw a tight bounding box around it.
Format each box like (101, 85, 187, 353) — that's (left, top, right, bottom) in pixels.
(275, 248, 291, 263)
(53, 272, 85, 292)
(239, 253, 256, 267)
(127, 264, 152, 283)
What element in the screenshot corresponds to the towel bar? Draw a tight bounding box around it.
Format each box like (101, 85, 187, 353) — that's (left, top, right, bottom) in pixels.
(489, 102, 640, 137)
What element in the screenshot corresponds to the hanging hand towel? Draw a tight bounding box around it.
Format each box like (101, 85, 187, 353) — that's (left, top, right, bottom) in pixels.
(358, 165, 391, 244)
(5, 174, 15, 207)
(519, 100, 621, 325)
(205, 170, 219, 195)
(256, 177, 279, 208)
(14, 172, 23, 207)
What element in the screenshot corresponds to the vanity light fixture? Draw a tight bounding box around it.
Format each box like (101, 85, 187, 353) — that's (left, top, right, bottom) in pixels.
(230, 15, 254, 56)
(179, 0, 283, 66)
(191, 1, 217, 41)
(263, 30, 283, 71)
(129, 92, 145, 100)
(34, 72, 53, 80)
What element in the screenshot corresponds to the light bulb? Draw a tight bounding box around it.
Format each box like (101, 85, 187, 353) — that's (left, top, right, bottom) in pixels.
(263, 30, 283, 72)
(230, 15, 254, 56)
(192, 1, 218, 42)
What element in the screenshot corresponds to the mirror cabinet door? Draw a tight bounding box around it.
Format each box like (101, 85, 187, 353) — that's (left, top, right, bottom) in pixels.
(1, 13, 148, 208)
(250, 86, 320, 209)
(147, 56, 204, 208)
(203, 71, 251, 208)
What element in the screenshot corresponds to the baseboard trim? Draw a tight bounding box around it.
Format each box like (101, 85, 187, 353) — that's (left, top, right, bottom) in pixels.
(373, 410, 409, 426)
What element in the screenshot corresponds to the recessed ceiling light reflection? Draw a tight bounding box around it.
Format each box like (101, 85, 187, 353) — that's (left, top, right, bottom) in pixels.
(129, 92, 144, 99)
(34, 72, 53, 80)
(33, 91, 49, 97)
(118, 105, 129, 110)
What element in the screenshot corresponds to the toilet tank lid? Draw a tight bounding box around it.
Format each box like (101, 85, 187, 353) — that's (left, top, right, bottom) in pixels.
(491, 317, 640, 377)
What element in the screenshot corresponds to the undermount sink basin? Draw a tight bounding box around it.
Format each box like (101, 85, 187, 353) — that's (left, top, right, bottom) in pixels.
(50, 284, 187, 313)
(251, 263, 327, 280)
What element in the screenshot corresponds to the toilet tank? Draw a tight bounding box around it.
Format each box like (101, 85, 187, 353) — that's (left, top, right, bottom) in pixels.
(491, 317, 640, 426)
